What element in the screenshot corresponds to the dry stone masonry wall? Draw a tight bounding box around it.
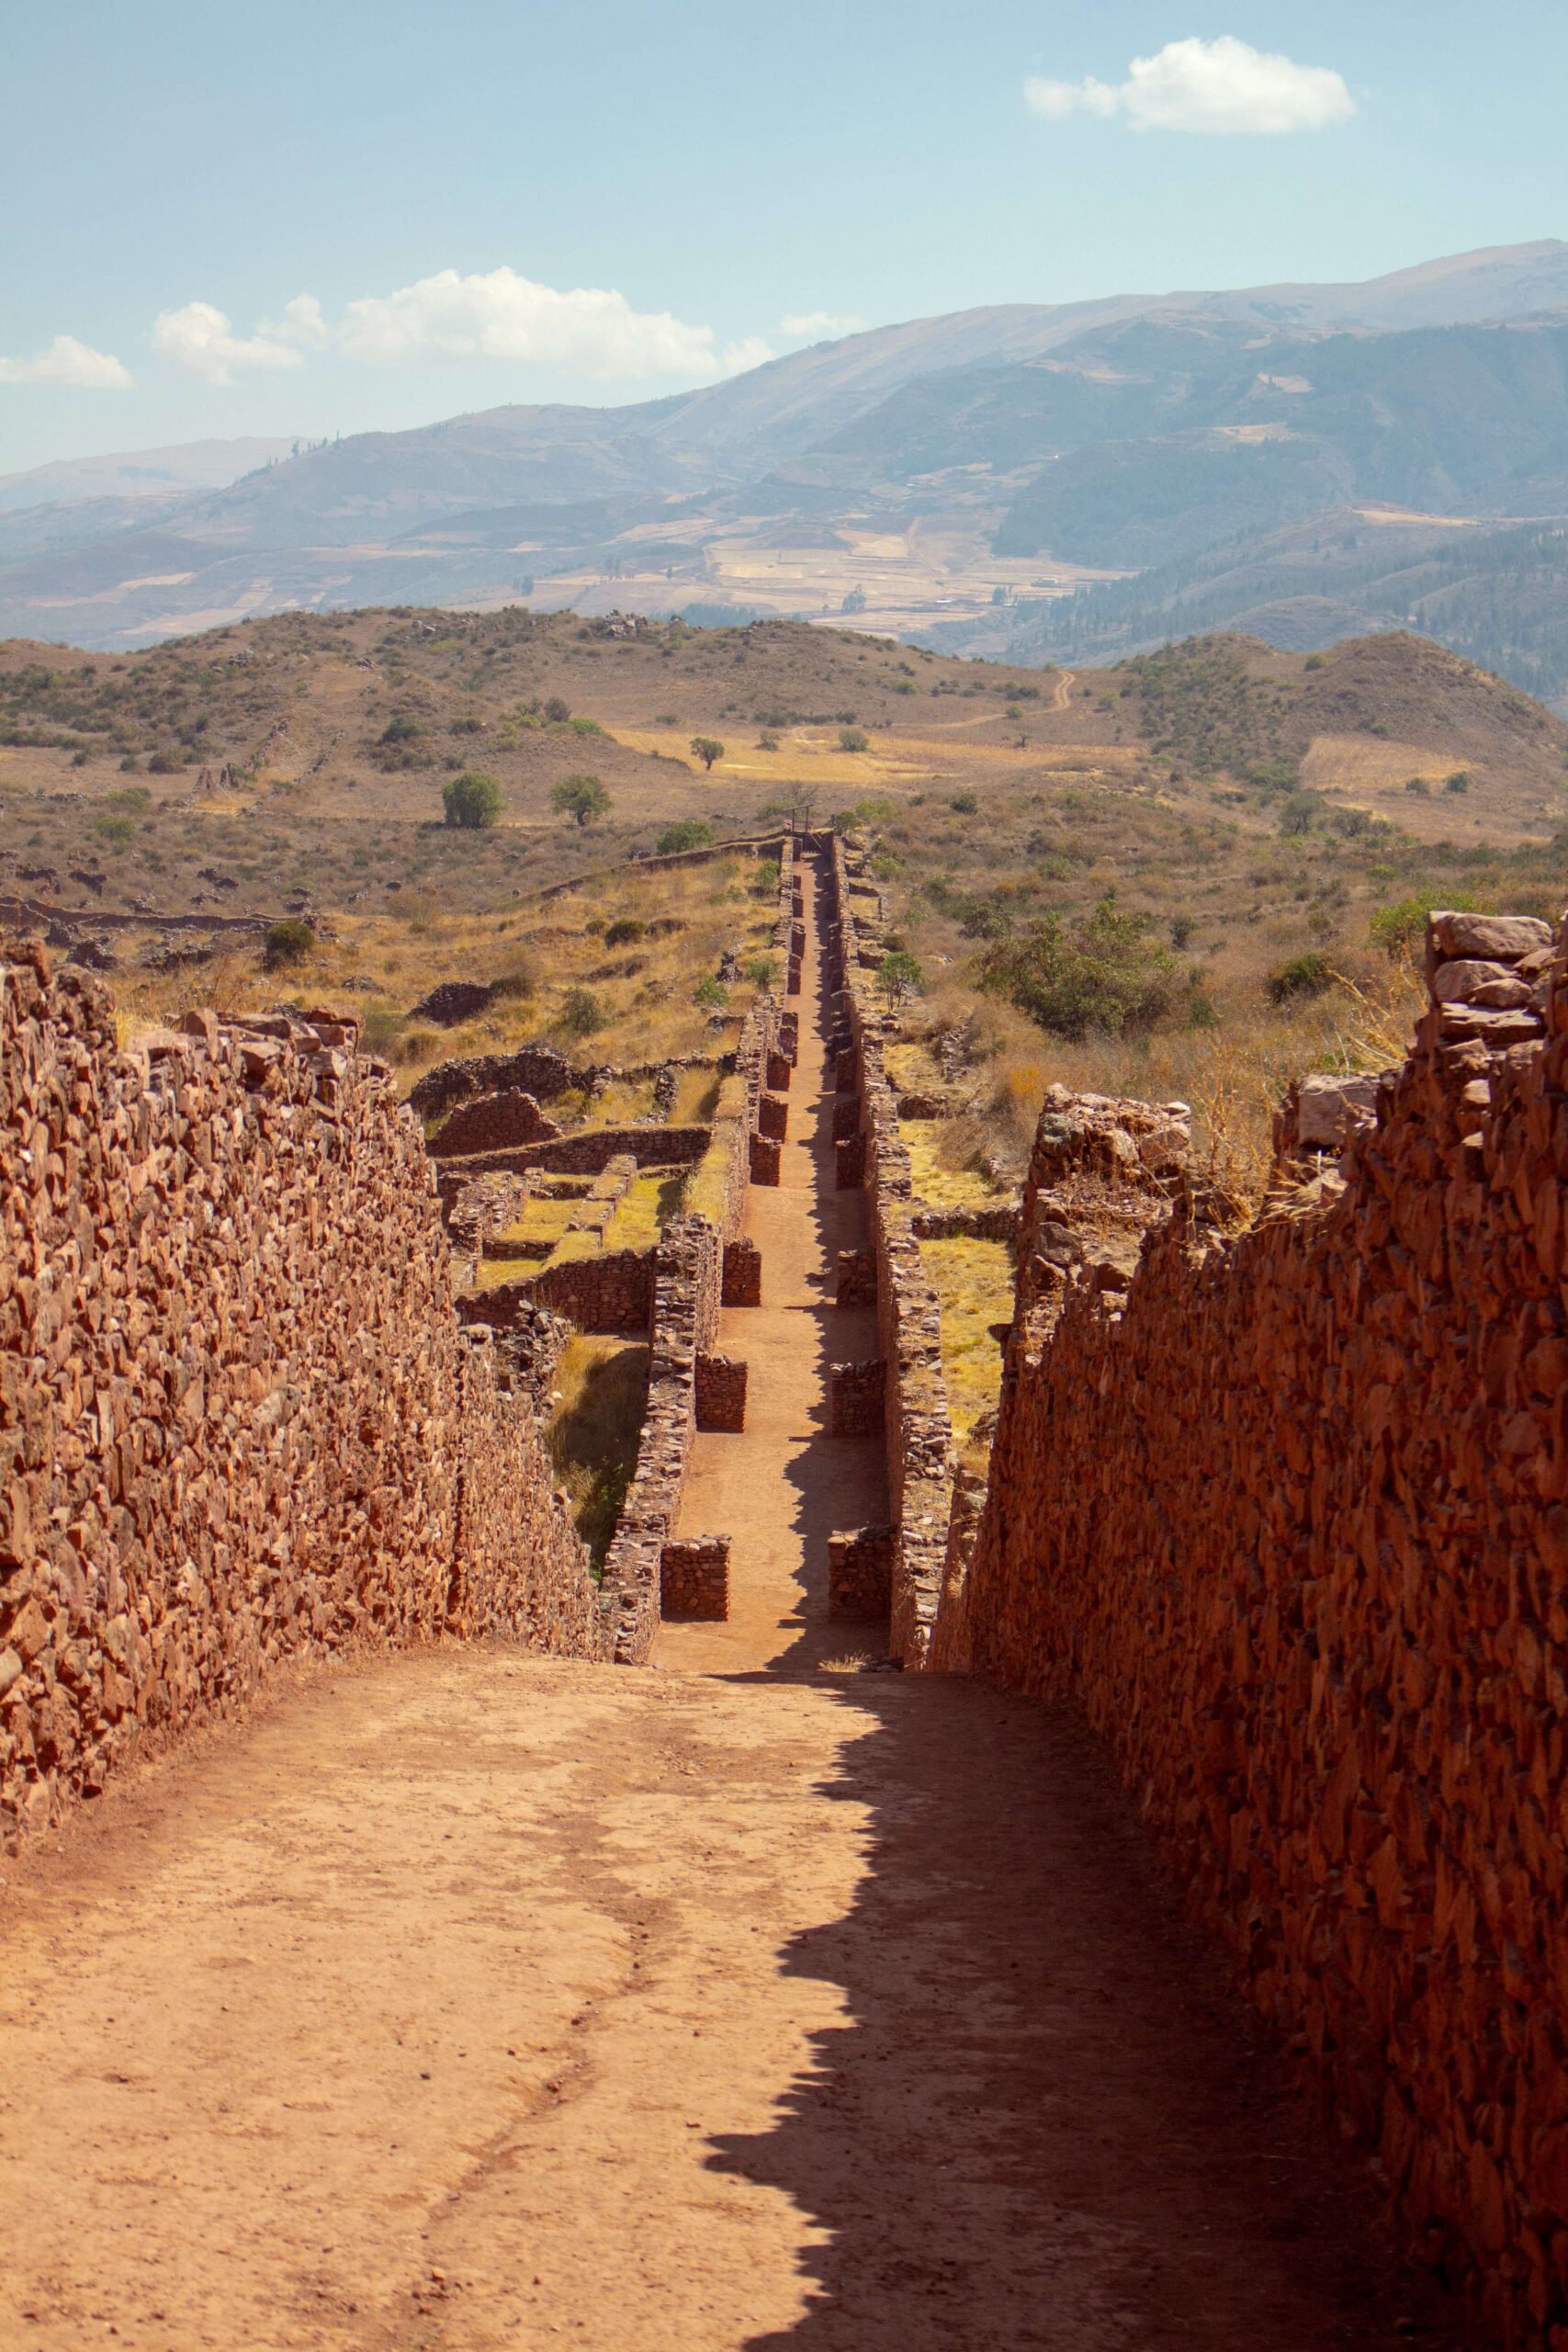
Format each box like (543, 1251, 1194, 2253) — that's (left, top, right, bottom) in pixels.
(0, 942, 609, 1849)
(948, 913, 1568, 2346)
(824, 835, 957, 1664)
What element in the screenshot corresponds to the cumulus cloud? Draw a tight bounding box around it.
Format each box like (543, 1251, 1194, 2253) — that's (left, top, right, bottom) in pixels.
(145, 271, 773, 388)
(781, 311, 868, 341)
(152, 300, 308, 384)
(0, 334, 131, 389)
(336, 266, 745, 380)
(1025, 36, 1355, 134)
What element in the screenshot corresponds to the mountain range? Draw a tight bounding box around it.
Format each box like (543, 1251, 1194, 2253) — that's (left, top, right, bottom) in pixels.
(5, 240, 1568, 701)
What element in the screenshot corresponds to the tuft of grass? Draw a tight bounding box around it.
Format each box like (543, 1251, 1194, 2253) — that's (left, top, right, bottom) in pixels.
(918, 1236, 1015, 1440)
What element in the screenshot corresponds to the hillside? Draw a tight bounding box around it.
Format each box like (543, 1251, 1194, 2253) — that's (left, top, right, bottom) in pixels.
(5, 242, 1568, 666)
(2, 608, 1564, 1161)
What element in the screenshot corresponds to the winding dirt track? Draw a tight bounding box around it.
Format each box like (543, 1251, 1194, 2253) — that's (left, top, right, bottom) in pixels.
(0, 854, 1455, 2350)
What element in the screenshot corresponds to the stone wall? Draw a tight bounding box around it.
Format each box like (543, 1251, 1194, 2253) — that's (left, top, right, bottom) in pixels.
(0, 943, 609, 1848)
(828, 1525, 896, 1621)
(659, 1537, 730, 1621)
(458, 1248, 656, 1339)
(435, 1124, 709, 1182)
(951, 912, 1568, 2343)
(829, 1358, 885, 1437)
(823, 836, 956, 1665)
(695, 1353, 747, 1433)
(427, 1091, 560, 1157)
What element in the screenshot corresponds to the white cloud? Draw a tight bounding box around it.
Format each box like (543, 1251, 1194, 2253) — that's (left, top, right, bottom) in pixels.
(1025, 37, 1355, 134)
(722, 334, 777, 374)
(336, 266, 741, 380)
(144, 271, 773, 390)
(152, 300, 308, 384)
(262, 293, 330, 351)
(0, 334, 131, 389)
(781, 311, 868, 342)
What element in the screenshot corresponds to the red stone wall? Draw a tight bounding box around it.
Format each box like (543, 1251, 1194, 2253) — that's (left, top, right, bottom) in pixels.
(694, 1353, 747, 1432)
(458, 1248, 656, 1338)
(0, 944, 608, 1849)
(955, 913, 1568, 2343)
(427, 1090, 560, 1157)
(659, 1537, 729, 1621)
(828, 1526, 896, 1620)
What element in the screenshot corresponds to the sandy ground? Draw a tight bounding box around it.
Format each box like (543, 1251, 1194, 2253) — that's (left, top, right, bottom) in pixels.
(0, 852, 1461, 2350)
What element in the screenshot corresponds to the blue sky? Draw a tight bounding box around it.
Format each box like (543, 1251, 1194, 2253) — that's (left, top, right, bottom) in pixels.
(4, 0, 1565, 472)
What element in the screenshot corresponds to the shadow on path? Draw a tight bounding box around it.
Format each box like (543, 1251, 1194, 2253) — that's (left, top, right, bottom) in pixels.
(705, 1669, 1463, 2352)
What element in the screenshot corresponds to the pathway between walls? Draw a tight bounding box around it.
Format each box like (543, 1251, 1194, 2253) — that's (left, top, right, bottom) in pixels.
(0, 854, 1458, 2350)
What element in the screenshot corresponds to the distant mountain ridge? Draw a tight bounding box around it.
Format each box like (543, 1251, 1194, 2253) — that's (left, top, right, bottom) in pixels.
(4, 241, 1568, 668)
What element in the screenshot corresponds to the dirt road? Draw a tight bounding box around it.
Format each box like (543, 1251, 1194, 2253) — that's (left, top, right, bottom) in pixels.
(0, 853, 1452, 2349)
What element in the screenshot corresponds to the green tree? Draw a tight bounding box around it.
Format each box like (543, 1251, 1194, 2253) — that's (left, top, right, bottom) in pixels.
(877, 949, 923, 1007)
(690, 736, 725, 771)
(656, 819, 715, 854)
(551, 774, 611, 828)
(443, 771, 503, 829)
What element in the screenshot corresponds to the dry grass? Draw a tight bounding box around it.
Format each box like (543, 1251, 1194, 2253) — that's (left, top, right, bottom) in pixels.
(901, 1119, 1004, 1210)
(604, 1171, 686, 1252)
(918, 1236, 1015, 1440)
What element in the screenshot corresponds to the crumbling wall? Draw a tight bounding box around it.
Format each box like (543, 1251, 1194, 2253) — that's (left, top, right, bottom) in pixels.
(957, 911, 1568, 2342)
(0, 943, 609, 1848)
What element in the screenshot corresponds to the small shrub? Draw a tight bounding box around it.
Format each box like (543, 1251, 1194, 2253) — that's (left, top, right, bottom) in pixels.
(838, 726, 869, 752)
(147, 751, 183, 775)
(693, 973, 728, 1009)
(450, 714, 483, 735)
(443, 771, 503, 828)
(978, 898, 1183, 1041)
(757, 729, 780, 750)
(951, 791, 978, 815)
(752, 858, 781, 896)
(1404, 775, 1432, 797)
(543, 695, 571, 723)
(264, 916, 316, 971)
(379, 715, 422, 744)
(491, 960, 535, 999)
(1169, 913, 1197, 949)
(108, 786, 151, 810)
(1445, 770, 1472, 795)
(655, 819, 715, 854)
(559, 987, 604, 1037)
(743, 954, 777, 988)
(70, 748, 90, 768)
(1265, 951, 1333, 1005)
(1304, 652, 1327, 671)
(604, 918, 645, 945)
(93, 815, 135, 847)
(118, 754, 141, 773)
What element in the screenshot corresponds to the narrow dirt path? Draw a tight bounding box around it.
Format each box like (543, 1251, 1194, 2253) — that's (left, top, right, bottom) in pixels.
(660, 854, 885, 1674)
(0, 851, 1457, 2351)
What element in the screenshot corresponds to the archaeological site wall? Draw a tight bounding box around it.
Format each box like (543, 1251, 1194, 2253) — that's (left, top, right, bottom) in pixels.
(822, 835, 957, 1665)
(948, 912, 1568, 2344)
(598, 838, 802, 1661)
(0, 941, 610, 1849)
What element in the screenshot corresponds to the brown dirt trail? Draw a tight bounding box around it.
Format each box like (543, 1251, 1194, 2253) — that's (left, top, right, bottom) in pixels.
(0, 855, 1457, 2349)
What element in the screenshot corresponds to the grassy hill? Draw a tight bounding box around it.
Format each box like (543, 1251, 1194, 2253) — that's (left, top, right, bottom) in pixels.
(1, 605, 1564, 1177)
